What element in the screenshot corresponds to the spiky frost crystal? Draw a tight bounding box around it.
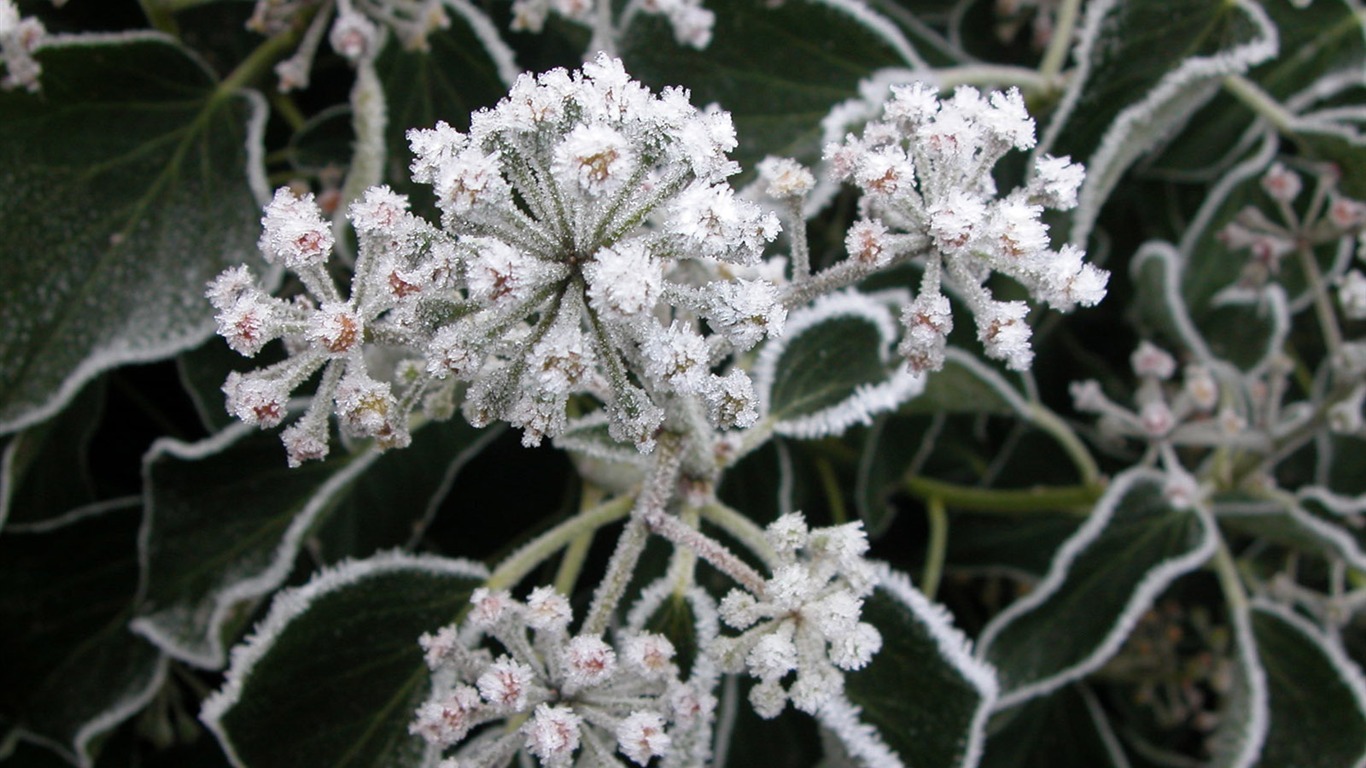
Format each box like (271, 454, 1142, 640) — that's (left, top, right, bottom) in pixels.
(211, 55, 783, 462)
(827, 83, 1108, 372)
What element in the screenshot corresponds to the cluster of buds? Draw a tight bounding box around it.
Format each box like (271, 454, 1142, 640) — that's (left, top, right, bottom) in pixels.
(826, 82, 1107, 372)
(1069, 341, 1270, 506)
(713, 513, 882, 718)
(249, 0, 445, 90)
(509, 0, 714, 49)
(211, 54, 785, 461)
(1219, 161, 1366, 290)
(412, 586, 712, 767)
(1, 0, 44, 93)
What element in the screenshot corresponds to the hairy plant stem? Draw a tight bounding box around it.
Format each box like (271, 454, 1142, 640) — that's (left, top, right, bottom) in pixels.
(1211, 538, 1250, 616)
(646, 507, 768, 595)
(699, 500, 778, 568)
(1296, 241, 1345, 359)
(921, 495, 948, 600)
(214, 26, 304, 101)
(901, 474, 1102, 515)
(1036, 0, 1081, 87)
(665, 506, 702, 596)
(485, 492, 636, 591)
(582, 435, 684, 636)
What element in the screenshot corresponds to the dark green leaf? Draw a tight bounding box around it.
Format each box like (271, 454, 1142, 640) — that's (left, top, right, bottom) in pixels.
(0, 499, 166, 768)
(978, 469, 1217, 708)
(1153, 0, 1366, 177)
(982, 685, 1128, 768)
(133, 425, 381, 668)
(0, 35, 266, 434)
(756, 293, 922, 439)
(835, 564, 997, 768)
(201, 553, 487, 768)
(620, 0, 912, 173)
(1252, 601, 1366, 768)
(1044, 0, 1276, 243)
(376, 0, 515, 211)
(0, 378, 104, 530)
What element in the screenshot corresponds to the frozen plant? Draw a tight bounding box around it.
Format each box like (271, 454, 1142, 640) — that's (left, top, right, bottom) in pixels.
(826, 82, 1108, 372)
(12, 3, 1366, 768)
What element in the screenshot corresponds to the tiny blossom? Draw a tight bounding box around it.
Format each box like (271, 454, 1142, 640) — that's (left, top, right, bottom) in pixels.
(212, 55, 786, 461)
(1, 0, 44, 92)
(713, 513, 881, 717)
(412, 588, 693, 767)
(1341, 270, 1366, 320)
(826, 82, 1106, 372)
(757, 156, 816, 200)
(1260, 162, 1302, 204)
(1131, 340, 1177, 380)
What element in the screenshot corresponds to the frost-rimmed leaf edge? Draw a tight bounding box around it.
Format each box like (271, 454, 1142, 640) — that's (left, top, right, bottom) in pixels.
(753, 290, 924, 439)
(131, 422, 385, 668)
(819, 561, 998, 768)
(0, 31, 270, 437)
(198, 551, 489, 768)
(2, 496, 171, 768)
(975, 467, 1219, 710)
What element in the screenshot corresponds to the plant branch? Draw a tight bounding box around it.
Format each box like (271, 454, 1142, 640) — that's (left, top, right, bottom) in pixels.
(901, 474, 1101, 515)
(485, 492, 636, 590)
(921, 495, 948, 600)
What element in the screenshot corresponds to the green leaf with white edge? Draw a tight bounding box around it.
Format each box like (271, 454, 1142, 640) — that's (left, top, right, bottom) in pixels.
(376, 0, 516, 208)
(133, 423, 384, 668)
(0, 33, 267, 435)
(620, 0, 917, 175)
(977, 468, 1218, 709)
(0, 378, 103, 531)
(1038, 0, 1277, 244)
(1204, 592, 1267, 768)
(0, 499, 167, 768)
(947, 513, 1085, 580)
(201, 552, 488, 768)
(832, 563, 998, 768)
(981, 684, 1129, 768)
(755, 291, 923, 440)
(1152, 0, 1366, 178)
(1251, 599, 1366, 768)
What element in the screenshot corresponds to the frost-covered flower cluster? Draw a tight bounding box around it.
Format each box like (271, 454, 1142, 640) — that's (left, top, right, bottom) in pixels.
(249, 0, 443, 90)
(713, 512, 881, 718)
(411, 586, 714, 767)
(1, 0, 45, 93)
(210, 54, 785, 461)
(826, 82, 1108, 372)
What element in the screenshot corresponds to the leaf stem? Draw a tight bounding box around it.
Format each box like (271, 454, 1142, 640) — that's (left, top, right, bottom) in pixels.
(934, 64, 1051, 94)
(699, 500, 778, 568)
(1036, 0, 1081, 86)
(1211, 537, 1249, 616)
(215, 27, 303, 100)
(921, 495, 948, 600)
(554, 483, 605, 595)
(485, 492, 636, 590)
(901, 474, 1101, 515)
(1027, 401, 1101, 486)
(1222, 75, 1296, 134)
(1296, 240, 1345, 359)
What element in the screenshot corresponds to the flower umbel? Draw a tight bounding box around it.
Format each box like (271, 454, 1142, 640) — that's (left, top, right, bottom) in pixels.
(827, 82, 1108, 372)
(210, 55, 783, 462)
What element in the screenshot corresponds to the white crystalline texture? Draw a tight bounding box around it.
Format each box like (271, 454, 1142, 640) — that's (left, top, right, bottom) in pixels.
(1, 0, 43, 93)
(524, 586, 573, 633)
(615, 711, 671, 765)
(621, 633, 677, 679)
(562, 635, 617, 691)
(1341, 270, 1366, 320)
(585, 242, 663, 318)
(642, 323, 711, 394)
(258, 187, 334, 268)
(704, 370, 759, 430)
(705, 279, 786, 351)
(524, 704, 583, 767)
(828, 83, 1106, 373)
(329, 8, 379, 61)
(757, 156, 815, 200)
(477, 656, 535, 711)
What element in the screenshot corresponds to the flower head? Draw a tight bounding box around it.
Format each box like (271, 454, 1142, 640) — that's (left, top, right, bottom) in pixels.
(826, 82, 1107, 371)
